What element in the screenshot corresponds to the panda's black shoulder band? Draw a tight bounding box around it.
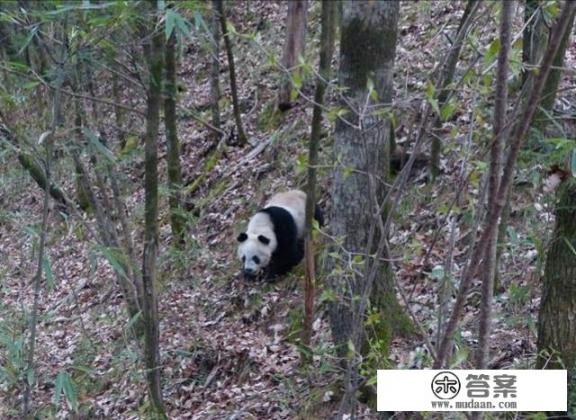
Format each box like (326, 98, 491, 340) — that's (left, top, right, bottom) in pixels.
(258, 207, 296, 237)
(258, 206, 300, 268)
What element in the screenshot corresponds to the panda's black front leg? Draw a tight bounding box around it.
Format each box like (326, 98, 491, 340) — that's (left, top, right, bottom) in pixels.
(264, 269, 280, 282)
(264, 256, 292, 282)
(264, 262, 286, 282)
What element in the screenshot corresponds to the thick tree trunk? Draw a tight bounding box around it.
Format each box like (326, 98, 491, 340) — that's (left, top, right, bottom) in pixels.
(537, 178, 576, 370)
(537, 178, 576, 413)
(329, 0, 400, 356)
(164, 31, 185, 247)
(142, 0, 166, 415)
(327, 2, 404, 414)
(278, 0, 308, 111)
(215, 0, 247, 145)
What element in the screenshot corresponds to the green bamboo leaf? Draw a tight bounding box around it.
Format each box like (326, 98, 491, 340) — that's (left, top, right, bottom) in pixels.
(27, 368, 35, 387)
(564, 238, 576, 257)
(83, 128, 117, 164)
(126, 311, 143, 333)
(194, 10, 211, 37)
(484, 38, 501, 66)
(43, 255, 55, 291)
(425, 82, 440, 115)
(62, 372, 78, 411)
(165, 9, 177, 39)
(440, 101, 457, 121)
(18, 26, 38, 56)
(94, 245, 129, 281)
(53, 371, 64, 407)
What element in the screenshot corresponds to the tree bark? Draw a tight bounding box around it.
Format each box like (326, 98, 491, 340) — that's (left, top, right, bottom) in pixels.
(278, 0, 308, 111)
(329, 0, 400, 355)
(533, 6, 576, 129)
(302, 0, 336, 350)
(215, 0, 247, 145)
(537, 178, 576, 372)
(210, 0, 222, 134)
(476, 0, 512, 370)
(522, 0, 548, 86)
(142, 0, 166, 415)
(0, 125, 70, 212)
(164, 31, 185, 247)
(22, 37, 65, 414)
(537, 177, 576, 414)
(327, 1, 403, 414)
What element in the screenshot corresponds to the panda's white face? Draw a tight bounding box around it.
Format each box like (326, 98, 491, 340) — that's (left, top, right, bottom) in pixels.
(237, 233, 273, 278)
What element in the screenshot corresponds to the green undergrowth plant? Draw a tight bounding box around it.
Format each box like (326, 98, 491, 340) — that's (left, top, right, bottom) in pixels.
(0, 308, 26, 396)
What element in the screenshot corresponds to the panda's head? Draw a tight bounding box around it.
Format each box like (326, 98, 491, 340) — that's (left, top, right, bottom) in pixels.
(237, 232, 275, 279)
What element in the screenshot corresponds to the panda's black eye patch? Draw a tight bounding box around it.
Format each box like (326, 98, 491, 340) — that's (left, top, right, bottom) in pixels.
(237, 232, 248, 242)
(252, 256, 260, 264)
(258, 235, 270, 245)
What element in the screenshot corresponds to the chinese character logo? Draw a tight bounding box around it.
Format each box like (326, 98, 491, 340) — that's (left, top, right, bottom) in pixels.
(432, 371, 461, 400)
(466, 374, 490, 398)
(493, 374, 517, 398)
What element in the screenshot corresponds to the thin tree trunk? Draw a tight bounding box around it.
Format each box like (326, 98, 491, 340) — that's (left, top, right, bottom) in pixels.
(22, 138, 52, 417)
(278, 0, 308, 111)
(430, 0, 480, 180)
(302, 0, 336, 350)
(434, 1, 576, 369)
(111, 71, 126, 150)
(522, 0, 547, 86)
(215, 0, 247, 145)
(533, 6, 576, 129)
(142, 0, 166, 415)
(73, 100, 92, 212)
(210, 0, 222, 134)
(476, 0, 512, 370)
(164, 31, 185, 247)
(71, 54, 144, 327)
(22, 45, 64, 415)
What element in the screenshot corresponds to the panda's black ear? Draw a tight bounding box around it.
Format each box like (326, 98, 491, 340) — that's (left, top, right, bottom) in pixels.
(258, 235, 270, 245)
(237, 232, 248, 242)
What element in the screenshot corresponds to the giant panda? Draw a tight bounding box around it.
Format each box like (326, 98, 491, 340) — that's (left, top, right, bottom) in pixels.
(237, 189, 324, 280)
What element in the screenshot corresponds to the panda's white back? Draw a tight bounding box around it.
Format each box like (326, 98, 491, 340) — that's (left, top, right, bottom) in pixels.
(265, 190, 306, 238)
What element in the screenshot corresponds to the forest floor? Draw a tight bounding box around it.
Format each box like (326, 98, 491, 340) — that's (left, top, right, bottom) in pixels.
(0, 1, 575, 419)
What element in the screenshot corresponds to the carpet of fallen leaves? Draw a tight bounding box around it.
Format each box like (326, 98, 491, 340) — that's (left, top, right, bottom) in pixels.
(1, 1, 575, 419)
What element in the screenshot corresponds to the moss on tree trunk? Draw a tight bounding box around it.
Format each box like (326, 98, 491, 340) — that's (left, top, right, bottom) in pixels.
(537, 178, 576, 411)
(328, 0, 411, 371)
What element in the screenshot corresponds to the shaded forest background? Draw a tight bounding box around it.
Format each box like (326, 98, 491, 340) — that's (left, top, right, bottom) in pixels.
(0, 0, 576, 418)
